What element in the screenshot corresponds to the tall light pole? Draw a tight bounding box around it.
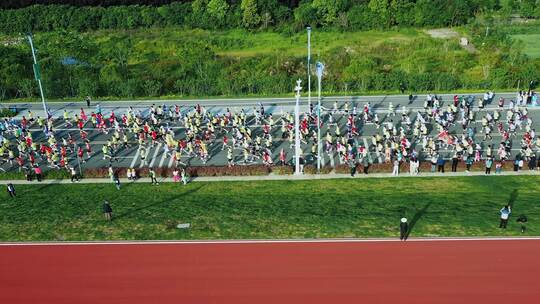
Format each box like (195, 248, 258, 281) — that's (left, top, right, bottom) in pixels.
(27, 33, 48, 118)
(294, 79, 302, 175)
(307, 26, 312, 112)
(316, 62, 324, 173)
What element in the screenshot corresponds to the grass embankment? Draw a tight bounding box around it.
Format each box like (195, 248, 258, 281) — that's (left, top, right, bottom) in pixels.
(1, 176, 538, 241)
(3, 25, 535, 103)
(511, 34, 540, 59)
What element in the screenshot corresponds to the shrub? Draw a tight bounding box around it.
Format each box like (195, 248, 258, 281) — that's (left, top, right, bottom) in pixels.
(272, 165, 294, 175)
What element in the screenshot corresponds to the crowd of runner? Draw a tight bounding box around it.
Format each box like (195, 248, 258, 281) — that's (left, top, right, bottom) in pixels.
(1, 90, 539, 180)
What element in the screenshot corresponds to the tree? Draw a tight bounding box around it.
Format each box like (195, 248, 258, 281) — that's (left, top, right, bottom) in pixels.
(312, 0, 345, 26)
(142, 79, 162, 97)
(294, 0, 318, 28)
(207, 0, 229, 26)
(520, 0, 537, 18)
(241, 0, 261, 28)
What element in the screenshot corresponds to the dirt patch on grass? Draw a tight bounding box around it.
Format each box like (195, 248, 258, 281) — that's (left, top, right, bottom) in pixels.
(425, 28, 459, 39)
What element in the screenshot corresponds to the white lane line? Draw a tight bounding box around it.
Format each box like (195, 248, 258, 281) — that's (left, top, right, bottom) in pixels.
(149, 143, 162, 168)
(130, 147, 140, 168)
(1, 237, 540, 246)
(158, 149, 168, 168)
(141, 145, 153, 168)
(168, 153, 175, 168)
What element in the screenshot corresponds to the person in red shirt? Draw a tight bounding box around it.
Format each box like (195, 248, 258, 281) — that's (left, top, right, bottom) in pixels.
(222, 135, 228, 150)
(151, 130, 158, 146)
(78, 146, 85, 163)
(85, 141, 92, 159)
(279, 148, 286, 166)
(17, 156, 25, 172)
(29, 153, 36, 166)
(34, 165, 42, 182)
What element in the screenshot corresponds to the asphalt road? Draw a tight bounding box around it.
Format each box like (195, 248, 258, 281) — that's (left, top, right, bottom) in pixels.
(1, 92, 537, 172)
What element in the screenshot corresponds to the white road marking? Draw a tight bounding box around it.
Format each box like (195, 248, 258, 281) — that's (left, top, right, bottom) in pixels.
(168, 153, 175, 168)
(130, 147, 140, 168)
(141, 145, 153, 168)
(158, 149, 168, 168)
(149, 143, 162, 168)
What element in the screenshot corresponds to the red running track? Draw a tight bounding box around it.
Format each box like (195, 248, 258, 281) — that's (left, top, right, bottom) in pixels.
(1, 239, 540, 304)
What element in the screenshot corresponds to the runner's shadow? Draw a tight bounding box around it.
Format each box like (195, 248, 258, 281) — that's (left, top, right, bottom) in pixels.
(508, 189, 518, 207)
(405, 202, 432, 240)
(113, 184, 204, 220)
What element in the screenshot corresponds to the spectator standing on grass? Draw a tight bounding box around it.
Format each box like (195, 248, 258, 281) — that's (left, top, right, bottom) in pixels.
(437, 155, 445, 173)
(465, 156, 473, 172)
(172, 168, 180, 182)
(7, 183, 15, 198)
(349, 159, 356, 177)
(103, 200, 112, 221)
(362, 156, 370, 175)
(485, 157, 493, 174)
(392, 159, 399, 176)
(181, 167, 188, 185)
(495, 162, 503, 174)
(400, 218, 408, 241)
(108, 165, 114, 182)
(430, 155, 437, 173)
(113, 172, 121, 190)
(70, 166, 79, 182)
(451, 154, 459, 172)
(499, 205, 511, 229)
(149, 168, 159, 185)
(34, 165, 42, 182)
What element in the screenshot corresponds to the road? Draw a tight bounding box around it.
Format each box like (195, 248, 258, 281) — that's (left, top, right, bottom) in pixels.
(1, 92, 536, 172)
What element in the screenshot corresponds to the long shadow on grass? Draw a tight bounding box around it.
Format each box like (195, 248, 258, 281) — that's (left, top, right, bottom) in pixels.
(405, 202, 432, 240)
(113, 184, 204, 220)
(508, 189, 518, 207)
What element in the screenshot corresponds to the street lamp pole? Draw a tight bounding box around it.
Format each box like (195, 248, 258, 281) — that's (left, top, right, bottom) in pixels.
(307, 26, 311, 111)
(27, 34, 48, 118)
(316, 62, 324, 173)
(294, 79, 302, 175)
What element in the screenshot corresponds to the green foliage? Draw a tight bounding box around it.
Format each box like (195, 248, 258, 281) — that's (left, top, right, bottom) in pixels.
(293, 0, 318, 29)
(241, 0, 261, 28)
(207, 0, 229, 26)
(1, 1, 539, 34)
(1, 25, 540, 100)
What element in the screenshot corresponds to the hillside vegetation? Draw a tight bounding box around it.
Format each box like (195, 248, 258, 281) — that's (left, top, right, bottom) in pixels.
(0, 1, 540, 101)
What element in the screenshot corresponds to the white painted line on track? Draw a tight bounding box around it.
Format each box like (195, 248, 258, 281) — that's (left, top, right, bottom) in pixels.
(1, 237, 540, 246)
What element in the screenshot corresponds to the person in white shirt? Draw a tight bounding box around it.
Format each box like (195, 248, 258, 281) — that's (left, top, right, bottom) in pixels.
(500, 205, 511, 229)
(392, 159, 399, 176)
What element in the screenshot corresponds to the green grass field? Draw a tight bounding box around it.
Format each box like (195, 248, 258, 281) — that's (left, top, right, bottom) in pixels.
(1, 176, 539, 241)
(511, 34, 540, 58)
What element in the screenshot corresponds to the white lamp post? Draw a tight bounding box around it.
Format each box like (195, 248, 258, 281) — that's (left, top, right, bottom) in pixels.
(316, 62, 324, 172)
(27, 34, 48, 118)
(307, 26, 311, 112)
(294, 79, 302, 175)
